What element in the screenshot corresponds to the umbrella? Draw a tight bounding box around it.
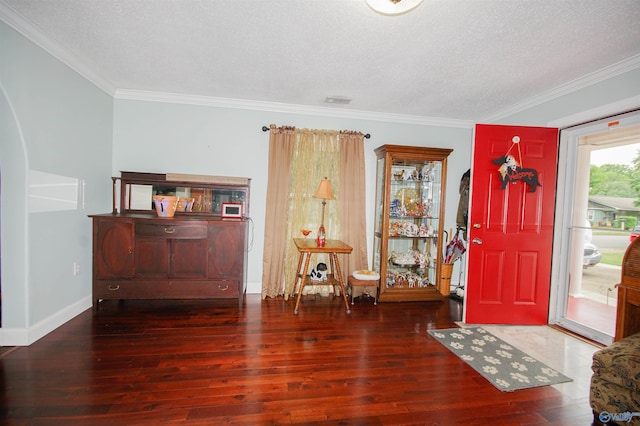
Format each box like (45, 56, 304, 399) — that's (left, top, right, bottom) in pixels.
(444, 229, 466, 264)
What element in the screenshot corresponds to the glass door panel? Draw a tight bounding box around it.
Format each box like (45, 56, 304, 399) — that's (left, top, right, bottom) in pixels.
(553, 112, 640, 345)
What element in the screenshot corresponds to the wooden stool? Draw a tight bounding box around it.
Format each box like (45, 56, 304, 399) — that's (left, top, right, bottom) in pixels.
(347, 275, 379, 305)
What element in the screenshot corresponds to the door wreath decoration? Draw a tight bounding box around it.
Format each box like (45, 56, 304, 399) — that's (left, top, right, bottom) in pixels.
(492, 136, 541, 192)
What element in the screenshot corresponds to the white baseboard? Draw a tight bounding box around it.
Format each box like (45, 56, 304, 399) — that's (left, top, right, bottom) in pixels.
(0, 296, 92, 346)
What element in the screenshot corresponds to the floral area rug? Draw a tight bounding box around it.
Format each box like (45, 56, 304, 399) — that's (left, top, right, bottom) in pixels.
(428, 327, 572, 392)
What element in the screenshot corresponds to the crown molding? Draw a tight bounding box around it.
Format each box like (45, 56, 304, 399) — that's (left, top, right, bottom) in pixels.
(114, 89, 474, 129)
(0, 1, 116, 96)
(482, 54, 640, 123)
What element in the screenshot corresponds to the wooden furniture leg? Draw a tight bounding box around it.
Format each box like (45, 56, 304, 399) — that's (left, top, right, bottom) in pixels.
(327, 254, 338, 295)
(293, 252, 305, 296)
(294, 252, 312, 315)
(331, 253, 351, 314)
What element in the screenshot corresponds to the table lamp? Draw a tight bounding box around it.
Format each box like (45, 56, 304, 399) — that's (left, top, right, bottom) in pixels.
(313, 177, 335, 246)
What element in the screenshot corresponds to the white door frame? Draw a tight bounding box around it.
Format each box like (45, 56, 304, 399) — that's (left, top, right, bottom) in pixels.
(549, 107, 640, 345)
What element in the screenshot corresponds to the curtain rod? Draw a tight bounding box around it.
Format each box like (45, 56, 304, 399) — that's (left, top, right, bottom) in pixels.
(261, 125, 370, 139)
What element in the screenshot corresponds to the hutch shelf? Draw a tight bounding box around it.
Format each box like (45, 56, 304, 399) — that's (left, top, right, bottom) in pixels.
(373, 145, 453, 302)
(90, 171, 250, 310)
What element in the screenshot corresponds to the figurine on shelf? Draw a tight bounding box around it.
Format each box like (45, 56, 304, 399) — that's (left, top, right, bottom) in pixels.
(389, 221, 401, 237)
(390, 199, 402, 217)
(427, 162, 436, 181)
(405, 223, 418, 236)
(425, 200, 434, 217)
(395, 272, 408, 287)
(386, 271, 396, 288)
(390, 250, 416, 266)
(407, 274, 419, 288)
(416, 252, 429, 269)
(386, 269, 431, 289)
(389, 221, 419, 237)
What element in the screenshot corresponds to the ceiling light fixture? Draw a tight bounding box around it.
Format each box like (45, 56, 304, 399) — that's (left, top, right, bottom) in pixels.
(365, 0, 424, 15)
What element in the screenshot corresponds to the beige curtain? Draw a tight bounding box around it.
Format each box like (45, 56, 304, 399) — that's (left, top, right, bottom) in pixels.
(337, 130, 368, 277)
(283, 129, 340, 297)
(261, 125, 296, 299)
(262, 126, 368, 299)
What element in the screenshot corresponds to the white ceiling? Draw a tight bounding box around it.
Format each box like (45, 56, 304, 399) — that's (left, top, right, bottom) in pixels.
(2, 0, 640, 124)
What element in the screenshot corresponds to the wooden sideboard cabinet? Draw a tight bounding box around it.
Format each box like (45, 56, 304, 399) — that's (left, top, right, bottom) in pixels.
(91, 214, 248, 310)
(91, 171, 251, 311)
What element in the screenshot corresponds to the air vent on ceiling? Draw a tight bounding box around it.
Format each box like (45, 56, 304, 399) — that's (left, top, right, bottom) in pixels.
(325, 96, 352, 105)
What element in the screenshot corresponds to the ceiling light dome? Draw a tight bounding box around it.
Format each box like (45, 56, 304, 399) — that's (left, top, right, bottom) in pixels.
(365, 0, 424, 15)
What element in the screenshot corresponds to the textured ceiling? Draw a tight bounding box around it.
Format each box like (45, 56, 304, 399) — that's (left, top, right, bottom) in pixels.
(2, 0, 640, 122)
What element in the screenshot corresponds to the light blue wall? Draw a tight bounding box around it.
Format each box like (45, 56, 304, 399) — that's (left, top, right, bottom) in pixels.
(0, 83, 28, 330)
(113, 100, 473, 292)
(0, 20, 113, 341)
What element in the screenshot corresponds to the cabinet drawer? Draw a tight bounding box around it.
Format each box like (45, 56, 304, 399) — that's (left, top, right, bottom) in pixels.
(135, 223, 207, 239)
(94, 279, 239, 300)
(209, 280, 240, 297)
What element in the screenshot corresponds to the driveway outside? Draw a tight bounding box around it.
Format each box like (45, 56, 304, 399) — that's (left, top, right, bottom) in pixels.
(580, 231, 628, 305)
(581, 263, 619, 305)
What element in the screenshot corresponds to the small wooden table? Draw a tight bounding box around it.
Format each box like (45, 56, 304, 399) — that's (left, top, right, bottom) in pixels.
(292, 238, 353, 315)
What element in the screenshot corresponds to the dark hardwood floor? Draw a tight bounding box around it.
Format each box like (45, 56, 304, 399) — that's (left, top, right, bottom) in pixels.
(0, 294, 594, 425)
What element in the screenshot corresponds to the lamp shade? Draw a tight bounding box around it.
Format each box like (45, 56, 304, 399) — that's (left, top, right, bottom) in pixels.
(313, 178, 335, 200)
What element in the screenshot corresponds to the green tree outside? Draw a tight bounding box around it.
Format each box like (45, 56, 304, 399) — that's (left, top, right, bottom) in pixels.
(590, 164, 636, 197)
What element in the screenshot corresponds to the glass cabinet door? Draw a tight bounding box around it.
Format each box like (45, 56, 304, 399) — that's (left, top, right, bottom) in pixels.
(117, 172, 250, 217)
(188, 187, 248, 214)
(373, 145, 452, 302)
(386, 160, 441, 287)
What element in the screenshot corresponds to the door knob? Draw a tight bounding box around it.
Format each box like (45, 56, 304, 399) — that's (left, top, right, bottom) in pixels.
(472, 238, 483, 245)
(473, 223, 481, 229)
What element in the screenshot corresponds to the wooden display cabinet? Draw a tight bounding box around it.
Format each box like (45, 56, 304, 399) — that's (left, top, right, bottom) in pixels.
(91, 171, 250, 310)
(372, 145, 453, 302)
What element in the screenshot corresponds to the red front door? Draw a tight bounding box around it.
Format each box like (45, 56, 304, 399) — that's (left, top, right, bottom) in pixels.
(465, 124, 559, 324)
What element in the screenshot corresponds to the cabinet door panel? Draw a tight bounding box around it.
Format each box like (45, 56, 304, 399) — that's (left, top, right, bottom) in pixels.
(95, 219, 134, 279)
(135, 238, 169, 277)
(173, 239, 208, 278)
(208, 223, 244, 279)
